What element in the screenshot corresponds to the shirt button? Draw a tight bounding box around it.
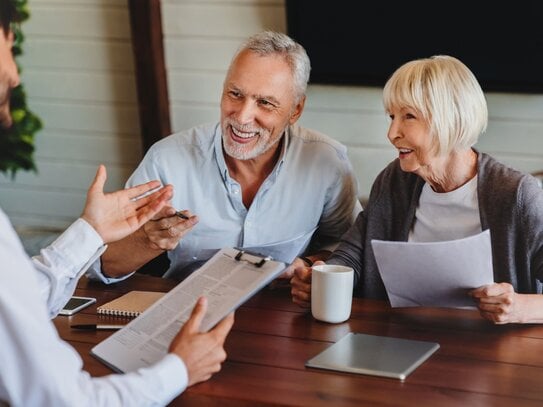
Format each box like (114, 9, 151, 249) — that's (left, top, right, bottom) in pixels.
(233, 188, 239, 194)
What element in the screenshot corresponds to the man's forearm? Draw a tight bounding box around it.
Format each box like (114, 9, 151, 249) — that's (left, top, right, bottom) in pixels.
(101, 228, 165, 277)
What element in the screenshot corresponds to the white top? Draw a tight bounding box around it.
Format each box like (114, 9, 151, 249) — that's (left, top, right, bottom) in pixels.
(0, 209, 188, 406)
(409, 175, 482, 242)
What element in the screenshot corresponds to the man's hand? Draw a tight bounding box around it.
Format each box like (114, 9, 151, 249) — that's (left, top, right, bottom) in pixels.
(81, 165, 173, 244)
(470, 282, 526, 324)
(169, 297, 234, 386)
(142, 206, 199, 251)
(290, 260, 325, 308)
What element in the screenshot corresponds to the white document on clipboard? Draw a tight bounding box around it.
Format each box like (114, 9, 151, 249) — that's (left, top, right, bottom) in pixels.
(371, 230, 494, 308)
(91, 248, 286, 372)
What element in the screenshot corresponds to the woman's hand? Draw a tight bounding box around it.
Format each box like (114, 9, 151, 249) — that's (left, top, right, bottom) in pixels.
(470, 282, 528, 324)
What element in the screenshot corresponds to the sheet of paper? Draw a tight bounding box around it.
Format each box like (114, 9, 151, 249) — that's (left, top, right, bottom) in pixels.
(91, 248, 285, 373)
(371, 230, 494, 308)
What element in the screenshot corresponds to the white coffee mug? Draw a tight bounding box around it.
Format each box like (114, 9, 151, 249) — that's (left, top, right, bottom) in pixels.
(311, 264, 354, 323)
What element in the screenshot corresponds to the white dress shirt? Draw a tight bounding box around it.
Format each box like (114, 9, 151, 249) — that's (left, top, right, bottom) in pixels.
(0, 209, 188, 406)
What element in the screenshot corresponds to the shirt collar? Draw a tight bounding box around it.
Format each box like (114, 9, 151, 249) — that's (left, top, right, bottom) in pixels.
(213, 124, 230, 182)
(273, 125, 289, 176)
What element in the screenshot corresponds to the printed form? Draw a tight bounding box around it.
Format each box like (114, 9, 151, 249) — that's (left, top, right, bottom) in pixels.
(91, 248, 285, 372)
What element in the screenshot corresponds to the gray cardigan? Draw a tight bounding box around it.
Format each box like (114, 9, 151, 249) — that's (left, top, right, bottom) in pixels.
(329, 151, 543, 299)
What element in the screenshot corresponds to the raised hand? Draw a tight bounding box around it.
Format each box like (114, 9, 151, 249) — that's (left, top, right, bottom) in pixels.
(81, 165, 173, 243)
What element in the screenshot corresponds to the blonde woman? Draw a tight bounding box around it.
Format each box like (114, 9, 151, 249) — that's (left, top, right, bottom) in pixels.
(292, 55, 543, 324)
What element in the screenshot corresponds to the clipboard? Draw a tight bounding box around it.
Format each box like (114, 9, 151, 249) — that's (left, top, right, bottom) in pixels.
(91, 248, 286, 373)
(306, 333, 439, 381)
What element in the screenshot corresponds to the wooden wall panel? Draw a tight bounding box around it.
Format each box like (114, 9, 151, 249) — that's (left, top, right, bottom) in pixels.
(1, 0, 542, 229)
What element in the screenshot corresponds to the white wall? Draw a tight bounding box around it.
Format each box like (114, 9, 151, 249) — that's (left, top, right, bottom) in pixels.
(0, 0, 142, 229)
(162, 0, 543, 197)
(2, 0, 542, 229)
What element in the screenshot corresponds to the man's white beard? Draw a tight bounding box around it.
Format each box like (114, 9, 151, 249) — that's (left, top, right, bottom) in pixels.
(222, 119, 278, 160)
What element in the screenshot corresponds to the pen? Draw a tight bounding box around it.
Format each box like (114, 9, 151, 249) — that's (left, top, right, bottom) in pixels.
(175, 211, 190, 220)
(71, 324, 126, 330)
(130, 185, 162, 202)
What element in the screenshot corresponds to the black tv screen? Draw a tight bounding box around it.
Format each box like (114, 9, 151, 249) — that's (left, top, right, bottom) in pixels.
(286, 1, 543, 93)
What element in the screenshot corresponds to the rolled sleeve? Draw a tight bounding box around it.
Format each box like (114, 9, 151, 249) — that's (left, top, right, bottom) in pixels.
(85, 256, 135, 284)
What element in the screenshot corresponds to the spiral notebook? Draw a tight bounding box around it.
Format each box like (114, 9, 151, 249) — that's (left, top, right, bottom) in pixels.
(97, 291, 165, 317)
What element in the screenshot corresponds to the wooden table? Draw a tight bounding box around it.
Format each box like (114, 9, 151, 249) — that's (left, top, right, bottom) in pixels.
(54, 274, 543, 406)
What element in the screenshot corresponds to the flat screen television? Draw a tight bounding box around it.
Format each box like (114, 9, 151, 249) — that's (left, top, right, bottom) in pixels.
(286, 1, 543, 93)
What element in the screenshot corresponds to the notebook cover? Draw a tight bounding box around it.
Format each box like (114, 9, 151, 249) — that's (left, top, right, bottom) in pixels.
(97, 291, 165, 317)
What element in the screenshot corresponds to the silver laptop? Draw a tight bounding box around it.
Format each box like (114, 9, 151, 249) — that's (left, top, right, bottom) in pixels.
(306, 332, 439, 381)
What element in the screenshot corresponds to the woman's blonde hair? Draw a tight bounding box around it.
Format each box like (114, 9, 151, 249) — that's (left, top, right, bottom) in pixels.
(383, 55, 488, 155)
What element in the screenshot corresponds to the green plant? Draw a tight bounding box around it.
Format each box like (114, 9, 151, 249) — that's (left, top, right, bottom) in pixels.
(0, 0, 42, 178)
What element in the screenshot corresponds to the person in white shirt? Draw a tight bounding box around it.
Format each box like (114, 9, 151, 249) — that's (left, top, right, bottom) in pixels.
(0, 2, 234, 405)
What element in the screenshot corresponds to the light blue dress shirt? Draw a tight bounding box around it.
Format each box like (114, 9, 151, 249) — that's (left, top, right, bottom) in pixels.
(125, 122, 361, 279)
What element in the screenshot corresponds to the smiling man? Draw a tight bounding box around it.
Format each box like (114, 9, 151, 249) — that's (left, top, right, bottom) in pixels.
(96, 31, 361, 282)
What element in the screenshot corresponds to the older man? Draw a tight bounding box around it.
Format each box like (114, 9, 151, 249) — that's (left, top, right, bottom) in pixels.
(0, 1, 233, 405)
(98, 31, 361, 281)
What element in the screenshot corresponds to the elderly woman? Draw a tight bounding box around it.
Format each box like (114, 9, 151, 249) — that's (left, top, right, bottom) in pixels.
(291, 55, 543, 324)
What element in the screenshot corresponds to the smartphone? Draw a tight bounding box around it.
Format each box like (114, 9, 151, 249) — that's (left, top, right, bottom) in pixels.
(59, 296, 96, 316)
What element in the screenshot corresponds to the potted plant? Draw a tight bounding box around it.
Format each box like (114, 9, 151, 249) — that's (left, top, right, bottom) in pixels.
(0, 0, 42, 178)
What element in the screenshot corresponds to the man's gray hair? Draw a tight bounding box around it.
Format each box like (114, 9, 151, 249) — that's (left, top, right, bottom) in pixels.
(233, 31, 311, 102)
